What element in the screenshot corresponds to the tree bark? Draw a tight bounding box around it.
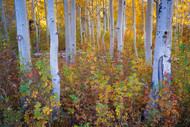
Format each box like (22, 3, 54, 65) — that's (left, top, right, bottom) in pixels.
(47, 0, 60, 102)
(174, 0, 178, 50)
(63, 0, 71, 63)
(145, 0, 153, 65)
(32, 0, 39, 52)
(70, 0, 76, 59)
(109, 0, 114, 55)
(37, 1, 41, 52)
(133, 0, 138, 58)
(55, 0, 60, 34)
(117, 0, 124, 52)
(102, 0, 106, 53)
(15, 0, 32, 107)
(44, 0, 50, 44)
(144, 0, 174, 118)
(79, 7, 83, 46)
(0, 0, 8, 40)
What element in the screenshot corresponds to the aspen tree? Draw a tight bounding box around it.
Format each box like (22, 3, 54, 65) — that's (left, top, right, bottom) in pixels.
(47, 0, 60, 102)
(0, 0, 8, 40)
(143, 0, 174, 118)
(71, 0, 76, 59)
(145, 0, 153, 65)
(64, 0, 71, 63)
(117, 0, 124, 52)
(109, 0, 114, 55)
(133, 0, 138, 58)
(44, 0, 50, 44)
(32, 0, 39, 52)
(15, 0, 32, 107)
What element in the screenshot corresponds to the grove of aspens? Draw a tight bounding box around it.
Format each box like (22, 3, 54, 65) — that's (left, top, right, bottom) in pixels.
(0, 0, 189, 126)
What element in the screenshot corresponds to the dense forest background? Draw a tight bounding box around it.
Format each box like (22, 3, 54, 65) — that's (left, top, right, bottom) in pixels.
(0, 0, 189, 126)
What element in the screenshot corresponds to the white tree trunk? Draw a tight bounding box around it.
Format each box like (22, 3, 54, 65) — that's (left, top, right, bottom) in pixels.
(15, 0, 32, 107)
(37, 1, 41, 52)
(156, 0, 160, 24)
(79, 7, 83, 46)
(122, 0, 126, 43)
(32, 0, 39, 52)
(144, 0, 174, 118)
(92, 0, 95, 47)
(96, 0, 101, 44)
(174, 0, 178, 50)
(145, 0, 153, 65)
(55, 0, 60, 34)
(117, 0, 124, 52)
(44, 0, 50, 44)
(70, 0, 76, 59)
(133, 0, 138, 58)
(102, 0, 106, 53)
(87, 0, 91, 40)
(64, 0, 71, 63)
(47, 0, 60, 102)
(109, 0, 114, 55)
(142, 0, 146, 57)
(0, 0, 8, 40)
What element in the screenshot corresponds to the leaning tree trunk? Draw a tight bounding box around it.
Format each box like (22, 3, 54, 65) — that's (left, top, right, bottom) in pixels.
(144, 0, 174, 118)
(0, 0, 8, 40)
(32, 0, 39, 52)
(109, 0, 114, 55)
(15, 0, 32, 107)
(133, 0, 138, 58)
(117, 0, 124, 52)
(70, 0, 76, 59)
(145, 0, 153, 66)
(47, 0, 60, 103)
(64, 0, 71, 63)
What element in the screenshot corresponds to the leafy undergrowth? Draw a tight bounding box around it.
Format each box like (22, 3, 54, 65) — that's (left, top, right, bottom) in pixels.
(0, 43, 189, 126)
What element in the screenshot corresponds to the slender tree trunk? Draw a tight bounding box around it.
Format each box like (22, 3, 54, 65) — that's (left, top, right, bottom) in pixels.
(117, 0, 124, 52)
(102, 0, 106, 53)
(32, 0, 39, 52)
(156, 0, 160, 25)
(133, 0, 138, 58)
(15, 0, 32, 107)
(64, 0, 71, 63)
(144, 0, 174, 118)
(44, 0, 50, 44)
(37, 1, 40, 52)
(79, 7, 83, 45)
(174, 0, 178, 50)
(96, 0, 101, 45)
(87, 0, 91, 40)
(0, 0, 8, 40)
(109, 0, 114, 55)
(47, 0, 60, 103)
(142, 0, 146, 56)
(145, 0, 153, 65)
(122, 0, 126, 43)
(92, 0, 95, 47)
(55, 0, 60, 34)
(70, 0, 76, 59)
(106, 1, 109, 31)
